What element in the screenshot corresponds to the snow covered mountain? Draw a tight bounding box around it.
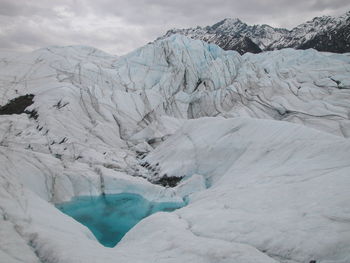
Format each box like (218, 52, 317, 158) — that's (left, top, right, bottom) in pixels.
(162, 11, 350, 54)
(1, 35, 350, 263)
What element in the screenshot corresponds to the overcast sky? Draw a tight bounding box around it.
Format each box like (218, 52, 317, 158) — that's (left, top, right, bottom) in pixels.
(0, 0, 349, 55)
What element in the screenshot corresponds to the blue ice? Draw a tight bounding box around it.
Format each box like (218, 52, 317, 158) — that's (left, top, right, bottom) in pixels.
(56, 193, 184, 247)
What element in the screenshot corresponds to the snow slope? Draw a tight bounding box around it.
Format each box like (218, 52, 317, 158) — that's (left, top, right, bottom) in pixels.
(0, 35, 350, 262)
(146, 117, 350, 263)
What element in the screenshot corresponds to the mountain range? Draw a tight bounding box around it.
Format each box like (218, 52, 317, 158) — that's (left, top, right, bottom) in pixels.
(162, 11, 350, 54)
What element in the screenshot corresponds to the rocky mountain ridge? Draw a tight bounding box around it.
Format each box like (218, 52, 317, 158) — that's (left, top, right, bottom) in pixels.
(162, 11, 350, 54)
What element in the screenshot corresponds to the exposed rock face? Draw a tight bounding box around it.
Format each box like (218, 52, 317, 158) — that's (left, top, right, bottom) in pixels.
(0, 94, 34, 115)
(296, 22, 350, 53)
(218, 36, 262, 55)
(162, 11, 350, 54)
(0, 36, 350, 263)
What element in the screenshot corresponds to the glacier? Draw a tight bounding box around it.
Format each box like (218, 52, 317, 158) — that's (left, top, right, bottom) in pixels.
(0, 35, 350, 263)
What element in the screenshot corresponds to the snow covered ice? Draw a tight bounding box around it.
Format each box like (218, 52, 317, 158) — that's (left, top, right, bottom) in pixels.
(0, 35, 350, 263)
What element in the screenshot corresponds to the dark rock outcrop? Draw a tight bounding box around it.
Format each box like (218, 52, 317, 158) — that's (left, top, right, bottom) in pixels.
(0, 94, 36, 118)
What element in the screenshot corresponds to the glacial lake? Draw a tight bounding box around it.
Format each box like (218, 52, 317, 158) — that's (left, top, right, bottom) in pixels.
(56, 193, 184, 247)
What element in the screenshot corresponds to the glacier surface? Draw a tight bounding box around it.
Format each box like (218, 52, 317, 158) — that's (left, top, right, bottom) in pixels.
(0, 35, 350, 263)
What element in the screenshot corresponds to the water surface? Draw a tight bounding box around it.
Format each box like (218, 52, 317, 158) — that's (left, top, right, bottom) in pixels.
(56, 193, 184, 247)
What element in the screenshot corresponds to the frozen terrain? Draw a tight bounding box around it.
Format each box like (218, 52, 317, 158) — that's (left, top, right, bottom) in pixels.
(0, 35, 350, 262)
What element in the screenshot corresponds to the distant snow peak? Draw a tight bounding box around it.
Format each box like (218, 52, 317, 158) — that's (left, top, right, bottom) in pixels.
(161, 10, 350, 54)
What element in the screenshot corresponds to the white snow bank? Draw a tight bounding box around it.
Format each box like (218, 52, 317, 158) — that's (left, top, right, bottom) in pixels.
(146, 117, 350, 262)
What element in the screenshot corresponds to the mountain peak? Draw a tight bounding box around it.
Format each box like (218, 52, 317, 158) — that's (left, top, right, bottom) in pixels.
(222, 17, 243, 25)
(211, 18, 243, 28)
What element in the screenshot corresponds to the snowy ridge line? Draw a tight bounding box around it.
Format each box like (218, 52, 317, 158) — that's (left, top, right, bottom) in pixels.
(161, 11, 350, 54)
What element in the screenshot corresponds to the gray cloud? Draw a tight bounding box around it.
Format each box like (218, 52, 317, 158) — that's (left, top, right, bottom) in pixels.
(0, 0, 349, 55)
